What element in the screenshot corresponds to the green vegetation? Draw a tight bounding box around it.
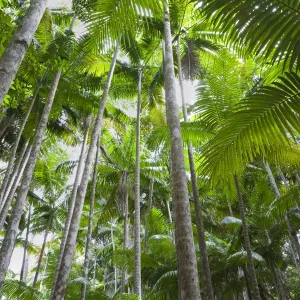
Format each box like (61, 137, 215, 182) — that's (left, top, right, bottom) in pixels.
(0, 0, 300, 299)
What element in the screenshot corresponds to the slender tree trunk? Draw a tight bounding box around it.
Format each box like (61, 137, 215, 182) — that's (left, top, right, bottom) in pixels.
(163, 5, 201, 300)
(242, 267, 253, 300)
(50, 117, 90, 300)
(234, 175, 261, 300)
(0, 86, 40, 205)
(111, 221, 118, 293)
(0, 0, 48, 106)
(80, 137, 100, 300)
(20, 204, 31, 282)
(121, 173, 129, 294)
(0, 140, 28, 210)
(52, 43, 119, 300)
(0, 143, 31, 231)
(176, 35, 214, 300)
(134, 68, 142, 298)
(264, 162, 300, 262)
(0, 114, 15, 141)
(144, 178, 154, 250)
(0, 70, 61, 289)
(32, 228, 50, 288)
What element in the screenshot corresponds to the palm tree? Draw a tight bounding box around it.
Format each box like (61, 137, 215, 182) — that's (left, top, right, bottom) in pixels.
(163, 3, 201, 299)
(0, 70, 61, 289)
(51, 43, 120, 300)
(0, 0, 49, 106)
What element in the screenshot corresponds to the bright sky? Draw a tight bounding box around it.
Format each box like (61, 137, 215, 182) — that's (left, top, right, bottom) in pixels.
(49, 0, 72, 9)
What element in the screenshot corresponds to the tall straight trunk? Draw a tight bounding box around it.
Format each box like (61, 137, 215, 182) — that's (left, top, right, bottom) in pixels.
(121, 172, 129, 293)
(80, 137, 100, 300)
(32, 228, 50, 288)
(0, 140, 28, 211)
(144, 178, 154, 251)
(50, 118, 90, 300)
(0, 70, 61, 289)
(234, 175, 261, 300)
(0, 143, 31, 231)
(242, 267, 253, 300)
(176, 36, 214, 300)
(264, 162, 300, 262)
(134, 68, 142, 298)
(111, 221, 118, 293)
(0, 86, 40, 205)
(0, 0, 48, 106)
(52, 43, 119, 300)
(163, 5, 201, 300)
(20, 204, 31, 282)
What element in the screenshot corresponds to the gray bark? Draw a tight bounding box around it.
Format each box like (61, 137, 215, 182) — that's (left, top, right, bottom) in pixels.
(52, 44, 119, 300)
(0, 114, 15, 140)
(80, 137, 100, 300)
(163, 5, 201, 300)
(0, 87, 39, 206)
(121, 172, 129, 294)
(20, 204, 31, 282)
(0, 70, 61, 289)
(0, 140, 28, 210)
(50, 117, 90, 300)
(32, 228, 50, 288)
(0, 143, 31, 231)
(177, 36, 214, 300)
(0, 0, 48, 106)
(134, 68, 142, 298)
(234, 175, 261, 300)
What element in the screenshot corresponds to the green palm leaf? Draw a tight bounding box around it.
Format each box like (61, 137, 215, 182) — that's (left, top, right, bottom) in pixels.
(202, 72, 300, 182)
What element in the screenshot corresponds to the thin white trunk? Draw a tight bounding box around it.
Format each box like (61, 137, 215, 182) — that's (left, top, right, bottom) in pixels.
(0, 70, 61, 289)
(121, 173, 128, 293)
(0, 0, 49, 105)
(80, 137, 100, 300)
(32, 228, 50, 288)
(50, 118, 90, 300)
(20, 204, 31, 282)
(52, 44, 119, 300)
(0, 86, 40, 205)
(0, 143, 31, 231)
(163, 5, 201, 299)
(134, 68, 142, 298)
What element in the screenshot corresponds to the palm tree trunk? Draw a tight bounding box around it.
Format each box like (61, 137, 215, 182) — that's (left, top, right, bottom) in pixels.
(32, 228, 50, 288)
(121, 172, 129, 293)
(134, 68, 142, 298)
(0, 0, 48, 106)
(111, 221, 118, 293)
(144, 178, 154, 250)
(50, 117, 90, 300)
(0, 140, 28, 210)
(0, 143, 31, 231)
(234, 175, 261, 300)
(176, 35, 214, 300)
(0, 113, 15, 141)
(80, 137, 100, 300)
(0, 84, 40, 205)
(163, 5, 201, 300)
(20, 204, 31, 282)
(0, 70, 61, 289)
(52, 43, 119, 300)
(264, 162, 300, 262)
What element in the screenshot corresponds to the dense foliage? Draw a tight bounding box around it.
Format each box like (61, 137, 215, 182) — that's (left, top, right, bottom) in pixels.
(0, 0, 300, 299)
